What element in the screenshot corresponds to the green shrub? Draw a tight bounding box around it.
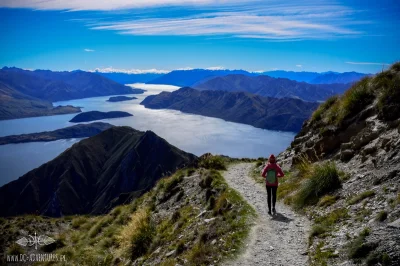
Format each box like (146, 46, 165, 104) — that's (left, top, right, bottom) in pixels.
(198, 155, 227, 170)
(376, 211, 388, 222)
(294, 162, 341, 208)
(348, 190, 375, 205)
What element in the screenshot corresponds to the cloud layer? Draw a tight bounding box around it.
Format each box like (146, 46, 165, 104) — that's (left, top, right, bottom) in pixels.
(1, 1, 368, 40)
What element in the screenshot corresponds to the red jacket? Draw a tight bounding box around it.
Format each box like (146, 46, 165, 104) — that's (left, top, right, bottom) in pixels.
(261, 163, 284, 186)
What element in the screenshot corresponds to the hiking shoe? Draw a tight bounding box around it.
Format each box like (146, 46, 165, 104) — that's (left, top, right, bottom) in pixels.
(268, 210, 272, 215)
(272, 208, 276, 215)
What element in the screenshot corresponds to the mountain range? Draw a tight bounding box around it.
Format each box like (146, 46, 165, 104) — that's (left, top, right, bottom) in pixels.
(0, 126, 197, 216)
(144, 69, 367, 87)
(263, 70, 369, 84)
(0, 67, 145, 120)
(148, 69, 257, 87)
(195, 74, 351, 102)
(141, 87, 318, 132)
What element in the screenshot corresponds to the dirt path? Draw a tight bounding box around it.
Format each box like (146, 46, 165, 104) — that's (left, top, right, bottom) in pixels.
(223, 163, 310, 266)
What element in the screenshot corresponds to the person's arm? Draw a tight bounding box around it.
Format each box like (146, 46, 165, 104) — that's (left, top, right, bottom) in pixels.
(276, 164, 285, 178)
(261, 164, 270, 177)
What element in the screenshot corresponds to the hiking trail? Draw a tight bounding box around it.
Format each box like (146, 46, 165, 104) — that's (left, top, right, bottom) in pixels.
(223, 163, 310, 266)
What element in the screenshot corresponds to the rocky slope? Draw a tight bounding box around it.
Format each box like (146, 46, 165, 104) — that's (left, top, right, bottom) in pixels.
(277, 63, 400, 265)
(0, 122, 113, 145)
(141, 87, 318, 132)
(69, 111, 133, 122)
(0, 126, 197, 216)
(195, 74, 351, 102)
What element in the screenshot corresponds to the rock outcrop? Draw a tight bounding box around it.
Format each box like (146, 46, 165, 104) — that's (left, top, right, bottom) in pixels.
(278, 62, 400, 265)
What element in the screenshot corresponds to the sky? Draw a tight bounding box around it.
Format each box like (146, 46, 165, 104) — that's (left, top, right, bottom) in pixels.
(0, 0, 399, 74)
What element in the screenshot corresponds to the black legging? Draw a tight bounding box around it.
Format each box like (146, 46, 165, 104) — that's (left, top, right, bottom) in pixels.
(266, 185, 277, 211)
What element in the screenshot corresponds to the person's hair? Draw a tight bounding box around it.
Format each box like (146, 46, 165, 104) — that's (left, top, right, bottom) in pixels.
(269, 154, 276, 163)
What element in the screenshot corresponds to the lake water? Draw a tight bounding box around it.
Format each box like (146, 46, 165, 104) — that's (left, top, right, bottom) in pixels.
(0, 83, 296, 186)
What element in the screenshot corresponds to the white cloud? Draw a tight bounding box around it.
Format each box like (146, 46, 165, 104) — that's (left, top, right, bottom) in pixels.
(91, 67, 169, 74)
(345, 61, 390, 65)
(175, 67, 194, 71)
(296, 64, 302, 68)
(89, 5, 363, 40)
(84, 48, 95, 52)
(0, 0, 240, 10)
(1, 1, 366, 41)
(206, 66, 226, 70)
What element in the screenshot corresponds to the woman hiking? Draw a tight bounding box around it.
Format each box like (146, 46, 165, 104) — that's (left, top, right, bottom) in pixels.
(261, 154, 284, 215)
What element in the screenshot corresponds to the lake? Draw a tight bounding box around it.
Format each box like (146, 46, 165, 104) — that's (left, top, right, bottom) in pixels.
(0, 83, 296, 186)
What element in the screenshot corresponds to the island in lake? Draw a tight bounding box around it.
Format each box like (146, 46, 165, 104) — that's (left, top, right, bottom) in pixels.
(0, 122, 113, 145)
(107, 96, 138, 102)
(69, 111, 133, 123)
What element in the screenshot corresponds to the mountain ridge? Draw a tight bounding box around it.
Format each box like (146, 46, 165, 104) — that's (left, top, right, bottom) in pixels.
(141, 87, 318, 132)
(0, 126, 197, 216)
(194, 74, 351, 102)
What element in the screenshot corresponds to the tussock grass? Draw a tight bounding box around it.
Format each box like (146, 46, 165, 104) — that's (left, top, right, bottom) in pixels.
(71, 216, 88, 229)
(294, 162, 341, 209)
(308, 62, 400, 126)
(118, 208, 154, 260)
(348, 227, 377, 261)
(348, 190, 375, 205)
(311, 95, 339, 122)
(318, 195, 338, 207)
(376, 211, 388, 222)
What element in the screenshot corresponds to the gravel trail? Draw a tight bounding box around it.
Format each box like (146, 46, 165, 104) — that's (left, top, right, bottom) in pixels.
(223, 163, 310, 266)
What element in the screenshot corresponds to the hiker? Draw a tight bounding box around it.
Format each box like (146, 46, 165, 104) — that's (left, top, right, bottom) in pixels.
(261, 154, 284, 215)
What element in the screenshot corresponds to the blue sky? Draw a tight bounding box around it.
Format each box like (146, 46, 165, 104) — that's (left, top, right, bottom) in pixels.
(0, 0, 399, 73)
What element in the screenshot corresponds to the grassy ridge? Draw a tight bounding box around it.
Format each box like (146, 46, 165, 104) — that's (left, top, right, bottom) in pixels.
(1, 155, 256, 266)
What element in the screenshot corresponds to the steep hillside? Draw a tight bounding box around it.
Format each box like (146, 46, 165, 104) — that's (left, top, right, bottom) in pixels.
(0, 156, 256, 265)
(274, 63, 400, 265)
(141, 87, 318, 132)
(149, 69, 255, 87)
(0, 126, 196, 217)
(195, 74, 350, 102)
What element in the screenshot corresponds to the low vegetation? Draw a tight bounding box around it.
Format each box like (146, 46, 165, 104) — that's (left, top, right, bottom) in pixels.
(309, 62, 400, 127)
(348, 190, 375, 205)
(0, 156, 256, 266)
(294, 161, 341, 209)
(347, 227, 378, 263)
